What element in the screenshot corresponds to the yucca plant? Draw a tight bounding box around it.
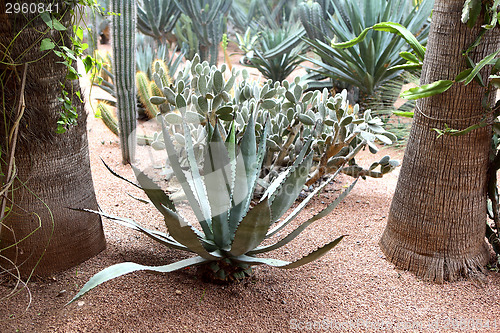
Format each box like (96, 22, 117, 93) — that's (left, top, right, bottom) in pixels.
(234, 0, 307, 82)
(299, 0, 433, 108)
(230, 0, 299, 33)
(70, 112, 356, 302)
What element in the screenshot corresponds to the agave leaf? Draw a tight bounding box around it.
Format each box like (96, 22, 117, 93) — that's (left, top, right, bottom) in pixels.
(69, 256, 209, 304)
(74, 208, 190, 251)
(234, 235, 345, 268)
(267, 151, 314, 222)
(182, 122, 213, 224)
(265, 168, 342, 238)
(228, 115, 268, 235)
(100, 158, 141, 190)
(131, 165, 176, 212)
(203, 122, 232, 249)
(226, 121, 237, 205)
(160, 204, 221, 259)
(162, 120, 213, 238)
(125, 192, 150, 204)
(251, 178, 357, 254)
(229, 198, 272, 256)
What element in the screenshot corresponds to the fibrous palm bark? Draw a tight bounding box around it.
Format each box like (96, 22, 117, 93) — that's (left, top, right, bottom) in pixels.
(380, 0, 500, 283)
(0, 1, 105, 276)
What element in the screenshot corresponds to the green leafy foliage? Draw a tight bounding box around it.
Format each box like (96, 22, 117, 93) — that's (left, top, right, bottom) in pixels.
(39, 7, 102, 133)
(400, 80, 453, 100)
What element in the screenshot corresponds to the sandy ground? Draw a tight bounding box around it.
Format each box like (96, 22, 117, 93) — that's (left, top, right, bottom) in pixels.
(2, 46, 500, 333)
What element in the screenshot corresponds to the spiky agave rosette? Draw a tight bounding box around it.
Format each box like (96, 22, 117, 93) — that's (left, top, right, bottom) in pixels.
(70, 114, 357, 303)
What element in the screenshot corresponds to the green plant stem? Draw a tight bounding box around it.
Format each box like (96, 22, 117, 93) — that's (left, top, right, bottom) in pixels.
(275, 122, 301, 166)
(0, 63, 27, 233)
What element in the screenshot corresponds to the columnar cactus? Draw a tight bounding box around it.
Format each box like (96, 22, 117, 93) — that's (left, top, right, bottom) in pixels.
(111, 0, 137, 164)
(298, 0, 329, 43)
(137, 0, 181, 44)
(174, 0, 232, 66)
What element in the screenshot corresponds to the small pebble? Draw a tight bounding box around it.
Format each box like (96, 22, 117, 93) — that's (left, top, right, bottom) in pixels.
(77, 301, 85, 307)
(175, 290, 182, 295)
(56, 290, 67, 297)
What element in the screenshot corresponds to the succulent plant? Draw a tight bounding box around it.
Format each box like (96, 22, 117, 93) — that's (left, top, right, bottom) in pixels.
(149, 55, 398, 188)
(136, 34, 186, 81)
(173, 0, 232, 66)
(299, 0, 433, 109)
(111, 0, 137, 163)
(93, 35, 183, 121)
(229, 0, 260, 33)
(136, 71, 161, 119)
(70, 111, 356, 302)
(237, 21, 307, 83)
(137, 0, 181, 44)
(96, 102, 153, 146)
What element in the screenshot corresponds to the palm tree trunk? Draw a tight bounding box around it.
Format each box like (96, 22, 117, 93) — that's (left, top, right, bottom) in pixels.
(379, 0, 500, 283)
(0, 1, 106, 276)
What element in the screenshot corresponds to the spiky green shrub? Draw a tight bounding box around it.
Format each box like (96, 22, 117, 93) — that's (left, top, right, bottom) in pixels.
(299, 0, 433, 109)
(150, 55, 398, 186)
(237, 22, 307, 83)
(233, 0, 306, 83)
(70, 110, 355, 302)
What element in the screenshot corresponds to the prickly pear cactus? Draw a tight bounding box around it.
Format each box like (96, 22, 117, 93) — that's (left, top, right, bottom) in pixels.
(150, 54, 399, 185)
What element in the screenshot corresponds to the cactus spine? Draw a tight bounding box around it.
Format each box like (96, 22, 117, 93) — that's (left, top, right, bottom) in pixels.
(136, 71, 159, 119)
(111, 0, 137, 164)
(98, 102, 119, 136)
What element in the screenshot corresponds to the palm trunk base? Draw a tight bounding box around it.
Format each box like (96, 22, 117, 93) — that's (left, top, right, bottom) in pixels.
(380, 229, 490, 283)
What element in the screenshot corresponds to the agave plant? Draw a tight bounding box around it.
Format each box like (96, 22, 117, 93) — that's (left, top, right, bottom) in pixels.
(299, 0, 433, 109)
(237, 22, 307, 83)
(70, 111, 356, 302)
